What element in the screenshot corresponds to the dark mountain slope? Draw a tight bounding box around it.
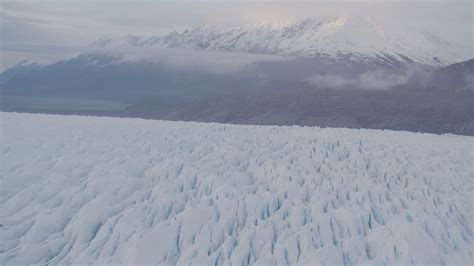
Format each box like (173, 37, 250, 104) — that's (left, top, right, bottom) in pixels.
(1, 55, 472, 135)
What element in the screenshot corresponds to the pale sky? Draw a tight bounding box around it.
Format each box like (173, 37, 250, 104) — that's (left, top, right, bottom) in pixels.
(1, 0, 473, 70)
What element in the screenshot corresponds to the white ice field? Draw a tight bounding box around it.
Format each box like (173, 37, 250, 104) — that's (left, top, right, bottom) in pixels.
(0, 112, 473, 265)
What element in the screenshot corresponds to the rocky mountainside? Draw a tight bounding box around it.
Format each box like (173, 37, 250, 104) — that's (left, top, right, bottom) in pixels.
(1, 54, 473, 135)
(429, 59, 474, 90)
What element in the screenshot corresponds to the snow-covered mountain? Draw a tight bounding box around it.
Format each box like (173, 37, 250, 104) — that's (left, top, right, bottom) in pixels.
(91, 16, 463, 66)
(1, 112, 473, 264)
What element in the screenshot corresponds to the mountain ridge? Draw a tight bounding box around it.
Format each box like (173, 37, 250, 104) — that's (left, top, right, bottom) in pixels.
(91, 16, 463, 66)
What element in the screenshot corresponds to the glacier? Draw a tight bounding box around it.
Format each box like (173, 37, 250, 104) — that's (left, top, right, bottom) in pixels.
(0, 112, 473, 265)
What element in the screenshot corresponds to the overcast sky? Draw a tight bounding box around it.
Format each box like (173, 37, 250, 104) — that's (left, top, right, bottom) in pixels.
(1, 0, 473, 70)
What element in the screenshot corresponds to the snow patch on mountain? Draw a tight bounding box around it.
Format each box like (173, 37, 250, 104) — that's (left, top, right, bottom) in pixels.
(91, 16, 464, 66)
(1, 112, 473, 265)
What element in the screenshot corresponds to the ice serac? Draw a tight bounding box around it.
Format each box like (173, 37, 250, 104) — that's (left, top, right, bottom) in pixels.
(91, 16, 463, 66)
(1, 112, 473, 265)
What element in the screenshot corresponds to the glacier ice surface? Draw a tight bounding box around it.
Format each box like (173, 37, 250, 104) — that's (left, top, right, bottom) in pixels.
(0, 112, 473, 265)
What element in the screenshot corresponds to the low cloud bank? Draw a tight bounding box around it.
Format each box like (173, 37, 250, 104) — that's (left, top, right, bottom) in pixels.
(306, 70, 410, 90)
(91, 47, 287, 75)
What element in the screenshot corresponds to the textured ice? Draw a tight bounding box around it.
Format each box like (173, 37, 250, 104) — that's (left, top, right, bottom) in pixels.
(0, 112, 473, 265)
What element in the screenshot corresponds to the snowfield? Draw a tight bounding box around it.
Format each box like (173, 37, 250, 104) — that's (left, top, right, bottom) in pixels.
(1, 112, 473, 265)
